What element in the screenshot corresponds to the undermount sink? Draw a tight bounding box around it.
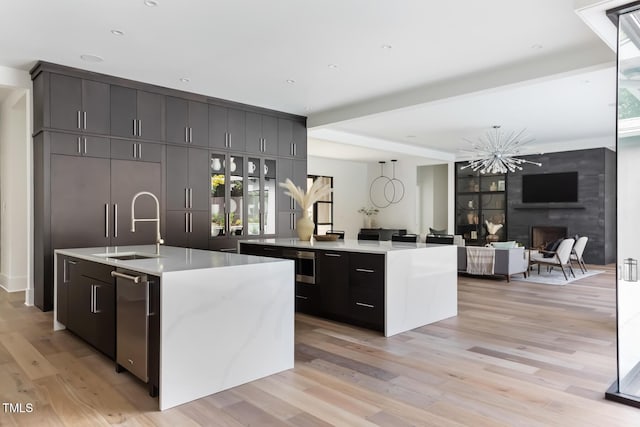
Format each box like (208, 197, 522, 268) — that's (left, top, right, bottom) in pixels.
(92, 252, 161, 261)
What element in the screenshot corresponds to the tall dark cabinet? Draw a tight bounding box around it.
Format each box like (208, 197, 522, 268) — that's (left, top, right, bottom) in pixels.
(32, 61, 307, 311)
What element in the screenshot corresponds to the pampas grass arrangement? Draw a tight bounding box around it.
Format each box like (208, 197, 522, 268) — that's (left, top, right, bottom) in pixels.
(278, 178, 332, 210)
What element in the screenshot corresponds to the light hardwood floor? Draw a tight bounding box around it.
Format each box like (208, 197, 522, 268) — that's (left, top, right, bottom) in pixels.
(1, 265, 639, 426)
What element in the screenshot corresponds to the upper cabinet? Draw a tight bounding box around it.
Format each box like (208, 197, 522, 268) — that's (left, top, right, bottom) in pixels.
(50, 74, 110, 135)
(246, 112, 278, 155)
(278, 118, 307, 159)
(209, 106, 245, 151)
(166, 97, 209, 147)
(110, 85, 165, 141)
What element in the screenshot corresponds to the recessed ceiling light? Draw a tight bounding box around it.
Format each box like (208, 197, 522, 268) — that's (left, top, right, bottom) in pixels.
(111, 29, 124, 36)
(144, 0, 158, 6)
(531, 44, 543, 49)
(179, 77, 190, 83)
(328, 64, 338, 69)
(286, 79, 296, 84)
(80, 54, 104, 63)
(381, 44, 393, 49)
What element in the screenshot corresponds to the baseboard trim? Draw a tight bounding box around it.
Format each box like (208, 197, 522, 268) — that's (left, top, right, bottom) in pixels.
(0, 273, 28, 292)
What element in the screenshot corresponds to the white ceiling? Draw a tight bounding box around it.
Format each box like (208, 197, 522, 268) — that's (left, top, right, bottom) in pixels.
(0, 0, 623, 162)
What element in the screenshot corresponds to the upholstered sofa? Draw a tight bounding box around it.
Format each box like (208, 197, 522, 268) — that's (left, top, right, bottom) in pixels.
(457, 246, 528, 282)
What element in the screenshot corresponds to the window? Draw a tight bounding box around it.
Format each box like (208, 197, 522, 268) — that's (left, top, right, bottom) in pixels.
(307, 175, 333, 235)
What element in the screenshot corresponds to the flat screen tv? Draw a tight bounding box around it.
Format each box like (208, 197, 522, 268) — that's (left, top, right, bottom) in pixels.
(522, 172, 578, 203)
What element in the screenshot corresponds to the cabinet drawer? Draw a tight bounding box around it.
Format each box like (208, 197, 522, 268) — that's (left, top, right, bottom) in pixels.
(77, 260, 114, 283)
(349, 288, 384, 330)
(50, 133, 110, 158)
(110, 139, 164, 162)
(349, 252, 385, 272)
(295, 283, 320, 315)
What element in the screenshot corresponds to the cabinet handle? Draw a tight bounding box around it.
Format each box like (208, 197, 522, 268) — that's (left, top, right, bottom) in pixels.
(290, 142, 294, 156)
(90, 284, 94, 313)
(94, 284, 102, 313)
(110, 270, 142, 283)
(325, 253, 342, 257)
(138, 143, 142, 159)
(105, 203, 109, 237)
(77, 137, 82, 154)
(145, 281, 150, 316)
(185, 188, 189, 208)
(356, 302, 374, 308)
(263, 138, 267, 152)
(226, 212, 230, 235)
(263, 247, 277, 252)
(189, 212, 193, 233)
(184, 212, 188, 233)
(260, 212, 264, 233)
(220, 248, 236, 253)
(293, 143, 297, 157)
(77, 111, 81, 129)
(114, 204, 118, 237)
(63, 259, 76, 283)
(295, 295, 308, 300)
(189, 127, 193, 143)
(83, 137, 87, 154)
(356, 268, 375, 273)
(189, 188, 193, 209)
(227, 132, 231, 148)
(185, 127, 189, 143)
(133, 143, 137, 158)
(133, 119, 137, 136)
(83, 111, 87, 130)
(138, 120, 142, 137)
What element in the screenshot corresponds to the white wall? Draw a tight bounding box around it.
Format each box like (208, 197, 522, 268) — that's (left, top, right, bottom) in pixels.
(417, 164, 449, 234)
(0, 66, 32, 301)
(307, 156, 369, 239)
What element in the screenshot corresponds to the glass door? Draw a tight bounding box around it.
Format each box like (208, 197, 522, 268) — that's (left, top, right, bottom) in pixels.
(229, 155, 244, 237)
(611, 6, 640, 405)
(210, 153, 227, 237)
(247, 157, 261, 236)
(263, 159, 277, 235)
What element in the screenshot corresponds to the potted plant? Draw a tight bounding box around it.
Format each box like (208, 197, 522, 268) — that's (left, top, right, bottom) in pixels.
(358, 206, 379, 228)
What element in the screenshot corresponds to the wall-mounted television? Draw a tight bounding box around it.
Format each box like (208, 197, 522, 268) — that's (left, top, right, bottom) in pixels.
(522, 172, 578, 203)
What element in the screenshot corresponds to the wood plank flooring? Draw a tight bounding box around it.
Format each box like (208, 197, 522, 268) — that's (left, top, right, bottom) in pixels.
(2, 265, 640, 426)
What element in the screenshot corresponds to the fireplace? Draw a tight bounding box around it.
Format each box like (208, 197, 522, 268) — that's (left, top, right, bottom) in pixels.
(531, 226, 568, 250)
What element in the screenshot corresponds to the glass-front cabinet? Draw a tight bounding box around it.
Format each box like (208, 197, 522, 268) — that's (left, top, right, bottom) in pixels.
(210, 152, 276, 241)
(455, 166, 506, 245)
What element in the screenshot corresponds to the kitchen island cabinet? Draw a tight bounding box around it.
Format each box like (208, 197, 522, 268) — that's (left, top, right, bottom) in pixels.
(239, 238, 458, 336)
(54, 245, 294, 411)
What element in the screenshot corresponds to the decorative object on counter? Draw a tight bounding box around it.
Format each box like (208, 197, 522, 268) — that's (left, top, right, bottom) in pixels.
(279, 178, 332, 241)
(369, 160, 405, 208)
(460, 125, 541, 174)
(358, 206, 379, 228)
(485, 220, 503, 243)
(314, 234, 339, 241)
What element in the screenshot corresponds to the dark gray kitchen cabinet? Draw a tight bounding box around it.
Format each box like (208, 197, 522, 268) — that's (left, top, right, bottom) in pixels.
(110, 160, 163, 247)
(165, 210, 209, 250)
(317, 251, 349, 319)
(278, 118, 307, 159)
(166, 97, 208, 146)
(50, 132, 110, 158)
(50, 155, 111, 251)
(110, 139, 164, 163)
(50, 74, 110, 134)
(166, 146, 209, 211)
(110, 85, 165, 141)
(66, 260, 115, 358)
(246, 112, 278, 155)
(56, 255, 81, 326)
(209, 105, 245, 151)
(348, 253, 385, 331)
(277, 158, 307, 212)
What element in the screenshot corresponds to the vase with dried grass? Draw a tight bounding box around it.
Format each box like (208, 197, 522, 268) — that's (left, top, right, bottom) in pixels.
(279, 178, 332, 241)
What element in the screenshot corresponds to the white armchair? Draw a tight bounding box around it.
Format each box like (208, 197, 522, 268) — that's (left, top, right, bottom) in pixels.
(570, 236, 588, 273)
(529, 238, 576, 280)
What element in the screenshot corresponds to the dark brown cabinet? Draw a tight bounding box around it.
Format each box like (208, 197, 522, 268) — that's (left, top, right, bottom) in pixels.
(50, 74, 110, 135)
(50, 132, 110, 158)
(317, 251, 349, 319)
(65, 259, 115, 358)
(110, 139, 164, 162)
(110, 85, 165, 141)
(165, 210, 209, 249)
(277, 158, 307, 237)
(348, 253, 385, 331)
(209, 105, 245, 151)
(166, 97, 208, 146)
(278, 118, 307, 159)
(246, 112, 278, 155)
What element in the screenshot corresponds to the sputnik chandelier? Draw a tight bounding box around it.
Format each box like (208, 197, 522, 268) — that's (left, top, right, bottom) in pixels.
(460, 125, 541, 174)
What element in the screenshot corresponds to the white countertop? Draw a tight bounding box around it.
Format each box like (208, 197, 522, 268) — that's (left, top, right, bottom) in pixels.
(55, 245, 289, 276)
(239, 238, 450, 254)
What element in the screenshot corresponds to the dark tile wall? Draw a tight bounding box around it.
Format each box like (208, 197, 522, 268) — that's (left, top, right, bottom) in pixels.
(506, 148, 616, 265)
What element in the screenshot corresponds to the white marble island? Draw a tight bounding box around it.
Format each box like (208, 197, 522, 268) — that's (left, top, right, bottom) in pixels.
(53, 245, 294, 411)
(239, 238, 457, 337)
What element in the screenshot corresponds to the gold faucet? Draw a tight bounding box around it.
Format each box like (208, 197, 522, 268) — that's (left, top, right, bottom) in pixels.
(131, 191, 164, 255)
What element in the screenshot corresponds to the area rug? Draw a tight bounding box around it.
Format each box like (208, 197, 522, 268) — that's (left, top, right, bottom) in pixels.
(511, 269, 603, 286)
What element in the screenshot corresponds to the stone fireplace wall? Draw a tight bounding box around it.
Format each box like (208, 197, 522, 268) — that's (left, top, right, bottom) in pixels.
(506, 148, 616, 265)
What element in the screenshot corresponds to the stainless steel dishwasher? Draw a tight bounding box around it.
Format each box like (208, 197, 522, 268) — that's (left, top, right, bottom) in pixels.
(112, 269, 149, 383)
